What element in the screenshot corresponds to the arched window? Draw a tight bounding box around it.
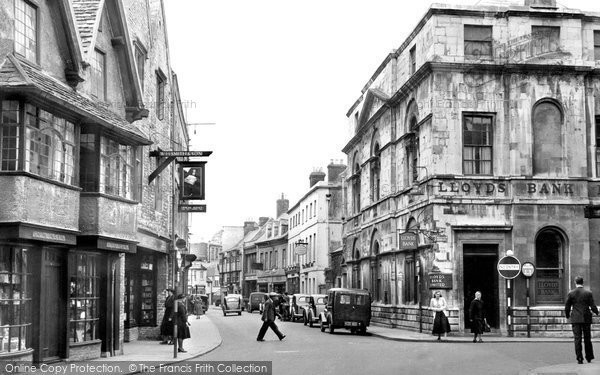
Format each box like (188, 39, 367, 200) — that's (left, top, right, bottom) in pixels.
(352, 239, 361, 289)
(352, 152, 361, 213)
(370, 233, 381, 302)
(533, 99, 563, 175)
(535, 228, 565, 304)
(404, 218, 418, 304)
(371, 134, 381, 202)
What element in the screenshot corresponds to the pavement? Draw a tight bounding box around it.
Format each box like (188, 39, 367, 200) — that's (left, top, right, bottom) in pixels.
(84, 307, 596, 375)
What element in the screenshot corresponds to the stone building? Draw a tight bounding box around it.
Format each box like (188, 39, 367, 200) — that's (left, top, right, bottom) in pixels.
(341, 0, 600, 337)
(287, 164, 345, 295)
(0, 0, 189, 362)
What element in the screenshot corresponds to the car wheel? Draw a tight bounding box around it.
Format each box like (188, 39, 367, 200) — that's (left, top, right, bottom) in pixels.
(359, 327, 367, 335)
(303, 313, 307, 326)
(320, 320, 325, 332)
(223, 311, 226, 316)
(238, 312, 241, 316)
(350, 328, 356, 334)
(328, 318, 334, 334)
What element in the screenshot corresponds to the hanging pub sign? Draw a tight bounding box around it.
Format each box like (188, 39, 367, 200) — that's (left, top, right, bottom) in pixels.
(180, 162, 206, 200)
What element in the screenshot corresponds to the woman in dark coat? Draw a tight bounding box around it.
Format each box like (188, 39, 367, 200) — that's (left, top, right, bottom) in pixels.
(175, 294, 191, 352)
(159, 288, 175, 344)
(469, 291, 485, 343)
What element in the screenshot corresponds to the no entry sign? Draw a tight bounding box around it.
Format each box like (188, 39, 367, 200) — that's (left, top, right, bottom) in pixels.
(497, 255, 521, 279)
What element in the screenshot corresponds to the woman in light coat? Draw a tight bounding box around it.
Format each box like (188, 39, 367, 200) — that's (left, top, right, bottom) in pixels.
(430, 290, 451, 340)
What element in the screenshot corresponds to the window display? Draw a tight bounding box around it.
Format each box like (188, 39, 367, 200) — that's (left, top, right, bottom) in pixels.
(69, 253, 99, 343)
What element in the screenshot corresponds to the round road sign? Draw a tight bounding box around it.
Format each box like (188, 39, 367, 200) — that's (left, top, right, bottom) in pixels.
(497, 255, 521, 279)
(521, 262, 535, 278)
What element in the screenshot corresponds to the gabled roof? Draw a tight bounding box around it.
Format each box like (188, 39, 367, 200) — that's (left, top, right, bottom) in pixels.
(71, 0, 103, 57)
(1, 54, 151, 145)
(71, 0, 145, 119)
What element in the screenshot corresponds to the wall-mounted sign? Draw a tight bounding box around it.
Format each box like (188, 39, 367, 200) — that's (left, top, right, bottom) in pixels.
(150, 150, 212, 157)
(178, 204, 207, 212)
(399, 232, 418, 250)
(428, 273, 453, 289)
(180, 162, 206, 200)
(295, 242, 308, 255)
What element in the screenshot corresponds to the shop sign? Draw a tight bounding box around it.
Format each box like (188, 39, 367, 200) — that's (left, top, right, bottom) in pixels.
(399, 232, 418, 250)
(428, 273, 453, 289)
(98, 238, 136, 253)
(178, 204, 207, 212)
(537, 279, 560, 297)
(19, 225, 76, 245)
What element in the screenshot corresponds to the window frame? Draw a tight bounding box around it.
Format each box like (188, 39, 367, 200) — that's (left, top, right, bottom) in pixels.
(534, 228, 566, 305)
(14, 0, 39, 64)
(596, 116, 600, 177)
(462, 113, 494, 176)
(1, 100, 78, 186)
(91, 49, 107, 101)
(531, 26, 561, 57)
(594, 31, 600, 61)
(156, 70, 167, 120)
(464, 25, 493, 59)
(134, 40, 148, 90)
(409, 45, 416, 75)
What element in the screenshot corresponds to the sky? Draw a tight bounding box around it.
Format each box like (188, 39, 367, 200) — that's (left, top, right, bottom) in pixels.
(162, 0, 600, 243)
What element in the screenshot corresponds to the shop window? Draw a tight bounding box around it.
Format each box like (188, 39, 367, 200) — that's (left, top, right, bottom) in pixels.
(464, 25, 492, 58)
(14, 0, 37, 63)
(69, 253, 100, 343)
(0, 247, 31, 354)
(535, 228, 565, 304)
(463, 114, 493, 175)
(532, 100, 562, 175)
(531, 26, 560, 57)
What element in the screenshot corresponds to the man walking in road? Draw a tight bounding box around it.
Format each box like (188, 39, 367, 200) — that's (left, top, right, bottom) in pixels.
(565, 276, 599, 364)
(257, 294, 285, 341)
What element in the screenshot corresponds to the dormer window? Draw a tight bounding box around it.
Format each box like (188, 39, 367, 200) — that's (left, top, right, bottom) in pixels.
(91, 49, 106, 101)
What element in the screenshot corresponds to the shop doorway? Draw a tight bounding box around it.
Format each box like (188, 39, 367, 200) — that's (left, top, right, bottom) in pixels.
(41, 248, 67, 362)
(463, 244, 499, 330)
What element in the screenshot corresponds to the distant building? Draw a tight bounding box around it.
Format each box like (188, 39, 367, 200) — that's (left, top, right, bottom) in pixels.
(287, 164, 345, 295)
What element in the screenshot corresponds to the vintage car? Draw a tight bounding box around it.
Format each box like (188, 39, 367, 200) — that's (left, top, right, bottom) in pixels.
(221, 293, 243, 316)
(304, 294, 328, 327)
(319, 288, 371, 334)
(268, 292, 290, 320)
(289, 294, 310, 322)
(248, 292, 267, 313)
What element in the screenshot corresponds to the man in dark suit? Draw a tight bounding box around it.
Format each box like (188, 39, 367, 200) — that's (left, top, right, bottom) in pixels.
(565, 276, 599, 364)
(257, 294, 286, 341)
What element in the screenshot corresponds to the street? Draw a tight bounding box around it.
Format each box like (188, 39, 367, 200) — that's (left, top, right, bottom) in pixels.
(194, 307, 576, 375)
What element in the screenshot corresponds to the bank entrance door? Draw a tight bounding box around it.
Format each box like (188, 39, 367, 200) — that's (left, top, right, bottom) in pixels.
(463, 244, 499, 330)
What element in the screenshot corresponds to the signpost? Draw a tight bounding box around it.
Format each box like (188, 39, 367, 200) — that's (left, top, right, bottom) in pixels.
(498, 252, 520, 337)
(521, 262, 536, 338)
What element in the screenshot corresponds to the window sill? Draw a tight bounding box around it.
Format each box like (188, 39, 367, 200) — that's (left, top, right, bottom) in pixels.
(0, 171, 81, 192)
(0, 348, 34, 358)
(69, 339, 102, 348)
(81, 191, 139, 205)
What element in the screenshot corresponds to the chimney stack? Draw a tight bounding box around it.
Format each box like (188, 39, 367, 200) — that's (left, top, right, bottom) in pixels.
(258, 217, 269, 227)
(327, 160, 347, 184)
(309, 170, 326, 187)
(243, 221, 257, 236)
(276, 193, 289, 218)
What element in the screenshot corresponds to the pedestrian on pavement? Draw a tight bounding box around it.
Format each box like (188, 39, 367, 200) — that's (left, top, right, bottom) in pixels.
(257, 294, 285, 341)
(469, 291, 485, 343)
(430, 290, 451, 341)
(564, 276, 599, 364)
(175, 294, 191, 353)
(159, 288, 176, 344)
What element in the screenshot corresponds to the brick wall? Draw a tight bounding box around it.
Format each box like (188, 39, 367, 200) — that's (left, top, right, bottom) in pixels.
(68, 342, 102, 361)
(371, 304, 460, 333)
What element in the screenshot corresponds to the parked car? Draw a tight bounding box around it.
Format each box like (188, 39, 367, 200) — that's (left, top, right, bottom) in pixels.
(248, 292, 267, 313)
(305, 294, 328, 327)
(289, 294, 310, 322)
(222, 293, 243, 316)
(319, 288, 371, 334)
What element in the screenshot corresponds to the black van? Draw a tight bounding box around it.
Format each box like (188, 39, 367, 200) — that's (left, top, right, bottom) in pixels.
(319, 288, 371, 334)
(248, 292, 267, 313)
